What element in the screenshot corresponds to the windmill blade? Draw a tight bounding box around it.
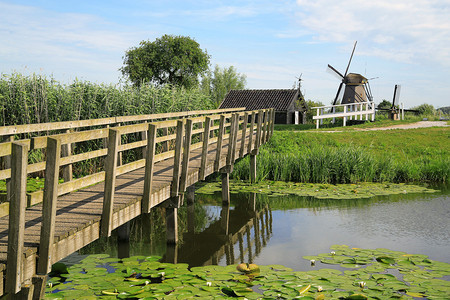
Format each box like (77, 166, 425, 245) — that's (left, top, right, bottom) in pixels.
(343, 41, 357, 77)
(327, 64, 345, 80)
(391, 84, 401, 109)
(333, 82, 344, 105)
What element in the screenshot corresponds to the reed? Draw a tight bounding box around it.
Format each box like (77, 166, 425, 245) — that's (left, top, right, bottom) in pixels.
(233, 129, 449, 184)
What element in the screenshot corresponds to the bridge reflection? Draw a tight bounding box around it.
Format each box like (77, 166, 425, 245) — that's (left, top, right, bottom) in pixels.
(163, 193, 272, 266)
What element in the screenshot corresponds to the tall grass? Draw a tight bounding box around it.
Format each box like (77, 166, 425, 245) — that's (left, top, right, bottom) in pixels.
(233, 129, 449, 184)
(0, 72, 214, 126)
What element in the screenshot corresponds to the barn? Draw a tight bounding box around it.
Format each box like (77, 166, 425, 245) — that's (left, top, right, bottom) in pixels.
(219, 89, 308, 124)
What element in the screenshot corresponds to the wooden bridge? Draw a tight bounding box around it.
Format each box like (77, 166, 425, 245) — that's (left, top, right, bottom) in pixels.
(0, 108, 274, 299)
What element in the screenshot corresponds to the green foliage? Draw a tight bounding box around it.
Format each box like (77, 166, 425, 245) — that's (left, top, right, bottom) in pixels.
(200, 65, 246, 107)
(121, 34, 210, 88)
(0, 72, 214, 126)
(305, 99, 324, 123)
(45, 246, 450, 299)
(233, 128, 449, 183)
(412, 103, 436, 116)
(377, 99, 392, 109)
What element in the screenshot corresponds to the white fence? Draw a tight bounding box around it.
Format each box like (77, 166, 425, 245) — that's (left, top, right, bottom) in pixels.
(312, 102, 375, 129)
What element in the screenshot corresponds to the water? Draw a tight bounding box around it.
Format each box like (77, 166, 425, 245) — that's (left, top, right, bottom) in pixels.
(70, 185, 450, 271)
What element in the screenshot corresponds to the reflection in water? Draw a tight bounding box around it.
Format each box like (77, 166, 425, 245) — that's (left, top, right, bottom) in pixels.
(163, 193, 272, 267)
(75, 186, 449, 271)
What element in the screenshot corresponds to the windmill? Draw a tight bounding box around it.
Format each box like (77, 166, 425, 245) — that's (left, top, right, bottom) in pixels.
(328, 41, 374, 105)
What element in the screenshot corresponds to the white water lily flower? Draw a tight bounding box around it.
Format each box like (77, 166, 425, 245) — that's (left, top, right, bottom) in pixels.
(317, 286, 323, 292)
(206, 282, 212, 286)
(331, 251, 336, 256)
(310, 259, 316, 265)
(359, 281, 366, 288)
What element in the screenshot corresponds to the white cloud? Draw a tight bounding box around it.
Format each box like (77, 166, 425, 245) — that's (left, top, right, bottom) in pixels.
(294, 0, 450, 66)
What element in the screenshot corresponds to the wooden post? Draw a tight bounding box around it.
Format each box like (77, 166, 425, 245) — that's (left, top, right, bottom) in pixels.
(343, 106, 347, 127)
(238, 232, 244, 263)
(171, 120, 184, 197)
(101, 128, 120, 237)
(142, 124, 157, 213)
(226, 114, 237, 167)
(220, 205, 230, 235)
(320, 108, 324, 125)
(199, 117, 211, 180)
(246, 225, 253, 263)
(261, 110, 267, 144)
(161, 124, 169, 152)
(265, 109, 272, 141)
(221, 172, 230, 205)
(116, 124, 123, 166)
(37, 137, 61, 275)
(166, 207, 178, 244)
(214, 115, 225, 172)
(186, 184, 195, 205)
(239, 112, 249, 157)
(2, 135, 14, 204)
(61, 129, 72, 182)
(316, 108, 320, 129)
(230, 113, 239, 163)
(117, 222, 130, 259)
(140, 124, 148, 159)
(6, 142, 28, 295)
(247, 112, 255, 153)
(179, 119, 193, 193)
(250, 154, 257, 183)
(254, 110, 263, 152)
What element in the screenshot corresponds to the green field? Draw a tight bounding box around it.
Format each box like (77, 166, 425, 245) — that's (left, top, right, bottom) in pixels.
(233, 126, 449, 184)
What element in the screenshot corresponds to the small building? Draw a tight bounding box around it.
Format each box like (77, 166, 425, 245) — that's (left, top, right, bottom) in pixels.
(219, 89, 308, 124)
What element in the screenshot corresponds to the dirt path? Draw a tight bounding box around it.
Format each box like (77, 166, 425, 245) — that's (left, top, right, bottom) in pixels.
(354, 121, 449, 131)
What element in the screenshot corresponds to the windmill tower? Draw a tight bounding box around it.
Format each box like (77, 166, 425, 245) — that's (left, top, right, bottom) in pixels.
(328, 41, 373, 105)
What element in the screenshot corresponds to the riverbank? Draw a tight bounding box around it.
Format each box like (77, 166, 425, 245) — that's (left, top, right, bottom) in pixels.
(232, 126, 449, 183)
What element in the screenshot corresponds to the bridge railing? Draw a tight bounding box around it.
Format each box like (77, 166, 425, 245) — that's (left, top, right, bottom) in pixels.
(312, 101, 375, 128)
(1, 108, 275, 296)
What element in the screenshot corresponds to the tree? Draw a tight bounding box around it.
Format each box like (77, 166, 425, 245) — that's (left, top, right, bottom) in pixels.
(412, 103, 435, 116)
(201, 65, 246, 107)
(377, 99, 392, 109)
(121, 35, 210, 88)
(305, 99, 324, 123)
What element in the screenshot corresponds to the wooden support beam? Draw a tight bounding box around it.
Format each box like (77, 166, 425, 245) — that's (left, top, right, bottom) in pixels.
(266, 109, 272, 141)
(261, 110, 268, 144)
(142, 124, 157, 213)
(171, 120, 184, 197)
(221, 172, 230, 205)
(231, 113, 240, 163)
(270, 108, 275, 138)
(239, 112, 248, 158)
(247, 112, 255, 153)
(214, 115, 225, 172)
(6, 142, 28, 295)
(179, 119, 193, 193)
(199, 117, 211, 180)
(140, 124, 148, 159)
(226, 114, 238, 167)
(61, 129, 72, 183)
(186, 184, 195, 205)
(2, 135, 14, 203)
(250, 154, 257, 183)
(37, 137, 61, 275)
(101, 128, 120, 237)
(166, 207, 178, 244)
(252, 110, 263, 154)
(220, 204, 230, 235)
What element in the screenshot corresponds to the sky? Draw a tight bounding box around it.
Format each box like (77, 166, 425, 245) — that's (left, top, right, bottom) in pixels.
(1, 0, 449, 109)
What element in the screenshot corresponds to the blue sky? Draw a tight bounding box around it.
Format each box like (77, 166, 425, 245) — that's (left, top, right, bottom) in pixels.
(1, 0, 449, 108)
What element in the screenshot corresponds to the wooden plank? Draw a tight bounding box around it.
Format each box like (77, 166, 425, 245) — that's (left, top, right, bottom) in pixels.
(255, 110, 263, 151)
(37, 137, 61, 275)
(226, 114, 238, 167)
(142, 124, 157, 213)
(61, 129, 73, 182)
(31, 128, 108, 150)
(170, 120, 184, 197)
(101, 129, 120, 237)
(214, 115, 225, 172)
(199, 117, 211, 180)
(179, 119, 193, 193)
(6, 142, 28, 295)
(239, 112, 248, 158)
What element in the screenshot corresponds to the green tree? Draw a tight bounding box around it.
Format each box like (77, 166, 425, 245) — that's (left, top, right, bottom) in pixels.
(121, 35, 210, 88)
(305, 99, 324, 123)
(201, 65, 246, 107)
(412, 103, 435, 116)
(377, 99, 392, 109)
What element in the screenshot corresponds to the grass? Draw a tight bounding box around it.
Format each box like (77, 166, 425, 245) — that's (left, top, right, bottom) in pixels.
(233, 127, 449, 184)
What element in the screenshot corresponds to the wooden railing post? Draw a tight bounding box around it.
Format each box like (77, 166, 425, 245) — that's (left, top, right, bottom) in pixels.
(254, 110, 263, 152)
(142, 124, 157, 214)
(231, 113, 240, 163)
(171, 120, 184, 198)
(199, 117, 211, 180)
(316, 108, 320, 129)
(140, 123, 148, 159)
(179, 119, 193, 193)
(101, 128, 120, 237)
(226, 113, 238, 167)
(247, 112, 255, 153)
(61, 129, 72, 182)
(214, 115, 225, 172)
(2, 135, 14, 203)
(267, 109, 273, 140)
(261, 110, 268, 144)
(37, 137, 61, 275)
(6, 142, 28, 295)
(343, 106, 347, 127)
(239, 112, 249, 158)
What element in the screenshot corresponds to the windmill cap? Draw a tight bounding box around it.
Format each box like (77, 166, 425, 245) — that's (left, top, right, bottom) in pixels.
(346, 73, 368, 84)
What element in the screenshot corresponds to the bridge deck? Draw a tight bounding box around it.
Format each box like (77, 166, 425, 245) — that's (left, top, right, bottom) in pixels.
(0, 133, 250, 284)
